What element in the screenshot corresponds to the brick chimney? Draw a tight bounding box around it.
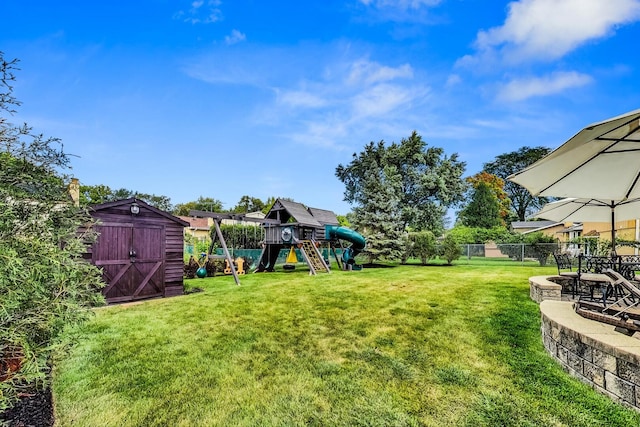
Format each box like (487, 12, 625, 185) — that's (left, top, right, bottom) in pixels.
(68, 178, 80, 207)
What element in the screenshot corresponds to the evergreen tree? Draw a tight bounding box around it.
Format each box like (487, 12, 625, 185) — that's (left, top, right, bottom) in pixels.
(465, 172, 511, 225)
(350, 164, 405, 264)
(459, 181, 502, 228)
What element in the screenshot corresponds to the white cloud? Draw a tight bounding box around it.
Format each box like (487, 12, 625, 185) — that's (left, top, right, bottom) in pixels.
(224, 29, 246, 45)
(356, 0, 443, 24)
(184, 43, 428, 149)
(474, 0, 640, 63)
(497, 71, 593, 101)
(275, 59, 428, 148)
(287, 119, 351, 149)
(276, 89, 327, 108)
(351, 83, 416, 118)
(359, 0, 441, 9)
(174, 0, 222, 24)
(445, 74, 461, 88)
(347, 59, 413, 85)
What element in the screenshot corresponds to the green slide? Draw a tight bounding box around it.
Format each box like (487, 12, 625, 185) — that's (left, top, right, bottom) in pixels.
(325, 225, 366, 265)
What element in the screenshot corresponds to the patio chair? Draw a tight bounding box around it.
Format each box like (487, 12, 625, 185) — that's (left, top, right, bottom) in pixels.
(553, 253, 579, 297)
(603, 269, 640, 304)
(574, 269, 640, 334)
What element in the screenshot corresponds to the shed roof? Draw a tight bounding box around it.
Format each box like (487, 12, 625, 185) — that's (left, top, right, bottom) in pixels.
(90, 198, 189, 226)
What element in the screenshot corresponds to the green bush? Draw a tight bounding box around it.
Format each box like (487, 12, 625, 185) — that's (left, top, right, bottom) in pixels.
(411, 231, 437, 265)
(440, 234, 462, 265)
(0, 154, 105, 412)
(0, 54, 105, 412)
(497, 232, 559, 266)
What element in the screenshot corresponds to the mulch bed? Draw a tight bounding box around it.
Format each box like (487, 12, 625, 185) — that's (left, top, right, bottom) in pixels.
(0, 387, 53, 427)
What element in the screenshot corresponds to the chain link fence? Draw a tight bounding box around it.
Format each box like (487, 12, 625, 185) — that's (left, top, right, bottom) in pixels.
(455, 243, 561, 266)
(186, 243, 565, 267)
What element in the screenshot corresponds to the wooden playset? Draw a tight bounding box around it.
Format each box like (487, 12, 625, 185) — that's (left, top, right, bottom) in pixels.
(189, 198, 366, 284)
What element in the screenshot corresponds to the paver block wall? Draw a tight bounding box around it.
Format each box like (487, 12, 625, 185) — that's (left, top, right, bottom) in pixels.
(529, 275, 563, 303)
(540, 300, 640, 411)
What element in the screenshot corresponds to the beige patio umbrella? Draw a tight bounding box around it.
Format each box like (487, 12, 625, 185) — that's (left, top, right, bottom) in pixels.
(531, 197, 640, 248)
(508, 108, 640, 200)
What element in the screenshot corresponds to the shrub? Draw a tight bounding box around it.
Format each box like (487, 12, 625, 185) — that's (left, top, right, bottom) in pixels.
(184, 256, 199, 279)
(440, 234, 462, 265)
(497, 232, 559, 266)
(0, 157, 105, 411)
(411, 231, 437, 265)
(524, 232, 558, 266)
(1, 54, 105, 412)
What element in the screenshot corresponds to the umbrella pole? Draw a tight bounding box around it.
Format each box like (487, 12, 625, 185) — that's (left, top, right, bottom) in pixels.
(611, 203, 617, 256)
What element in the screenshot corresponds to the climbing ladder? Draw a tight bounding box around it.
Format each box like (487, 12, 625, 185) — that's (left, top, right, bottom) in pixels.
(299, 240, 330, 275)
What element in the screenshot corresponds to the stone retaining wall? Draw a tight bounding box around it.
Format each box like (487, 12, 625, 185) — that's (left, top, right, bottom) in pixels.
(540, 300, 640, 410)
(529, 275, 563, 303)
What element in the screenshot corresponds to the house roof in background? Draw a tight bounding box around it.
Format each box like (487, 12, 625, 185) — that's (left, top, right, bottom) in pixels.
(559, 224, 583, 233)
(511, 220, 559, 229)
(178, 216, 210, 230)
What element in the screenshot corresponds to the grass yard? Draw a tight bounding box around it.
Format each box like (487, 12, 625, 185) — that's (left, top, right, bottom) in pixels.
(53, 262, 640, 426)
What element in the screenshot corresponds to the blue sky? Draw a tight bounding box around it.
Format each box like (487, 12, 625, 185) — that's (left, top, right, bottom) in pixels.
(3, 0, 640, 215)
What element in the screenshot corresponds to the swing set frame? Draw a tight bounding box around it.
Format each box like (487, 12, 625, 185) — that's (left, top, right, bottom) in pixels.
(188, 210, 279, 285)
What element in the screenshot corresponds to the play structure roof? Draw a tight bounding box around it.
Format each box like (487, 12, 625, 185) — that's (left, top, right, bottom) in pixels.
(267, 199, 321, 227)
(265, 198, 341, 227)
(307, 207, 339, 225)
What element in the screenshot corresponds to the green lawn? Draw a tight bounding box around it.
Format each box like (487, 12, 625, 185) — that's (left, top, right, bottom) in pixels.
(53, 262, 640, 426)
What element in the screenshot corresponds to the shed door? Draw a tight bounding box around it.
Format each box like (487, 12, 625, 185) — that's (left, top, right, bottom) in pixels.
(94, 224, 165, 303)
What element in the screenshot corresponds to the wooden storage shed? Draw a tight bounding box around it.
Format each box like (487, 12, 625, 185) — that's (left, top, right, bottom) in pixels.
(87, 198, 188, 303)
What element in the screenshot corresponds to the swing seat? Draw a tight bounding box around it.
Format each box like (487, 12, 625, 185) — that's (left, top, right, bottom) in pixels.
(283, 264, 296, 271)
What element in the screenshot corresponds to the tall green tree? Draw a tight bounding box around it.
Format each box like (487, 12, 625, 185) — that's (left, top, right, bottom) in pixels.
(0, 52, 104, 411)
(131, 192, 172, 212)
(231, 195, 265, 213)
(262, 196, 277, 214)
(350, 164, 405, 264)
(79, 184, 173, 211)
(465, 172, 512, 225)
(173, 196, 224, 216)
(336, 131, 466, 235)
(78, 184, 113, 206)
(483, 146, 551, 221)
(459, 181, 502, 228)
